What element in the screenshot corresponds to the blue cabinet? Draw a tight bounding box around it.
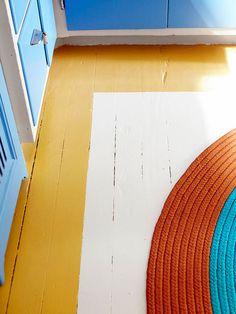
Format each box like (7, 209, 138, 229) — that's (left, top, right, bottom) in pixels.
(65, 0, 236, 30)
(168, 0, 236, 28)
(65, 0, 167, 30)
(9, 0, 30, 33)
(18, 0, 49, 126)
(0, 64, 27, 285)
(18, 0, 56, 126)
(38, 0, 57, 66)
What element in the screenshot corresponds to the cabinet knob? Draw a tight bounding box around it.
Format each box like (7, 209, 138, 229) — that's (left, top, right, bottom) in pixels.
(42, 32, 48, 45)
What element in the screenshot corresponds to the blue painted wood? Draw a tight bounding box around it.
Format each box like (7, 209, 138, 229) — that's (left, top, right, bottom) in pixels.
(9, 0, 30, 33)
(37, 0, 57, 66)
(0, 64, 27, 285)
(18, 0, 48, 126)
(168, 0, 236, 28)
(65, 0, 167, 30)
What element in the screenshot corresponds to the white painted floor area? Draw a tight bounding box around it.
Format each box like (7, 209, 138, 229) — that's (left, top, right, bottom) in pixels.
(78, 92, 236, 314)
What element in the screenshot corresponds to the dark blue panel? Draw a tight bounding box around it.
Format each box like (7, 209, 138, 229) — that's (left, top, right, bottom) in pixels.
(0, 64, 27, 285)
(38, 0, 57, 66)
(18, 0, 48, 126)
(9, 0, 30, 33)
(168, 0, 236, 28)
(65, 0, 167, 30)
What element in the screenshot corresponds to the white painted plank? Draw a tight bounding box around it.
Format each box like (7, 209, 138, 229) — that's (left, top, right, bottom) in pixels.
(78, 92, 236, 314)
(162, 92, 236, 184)
(111, 93, 171, 314)
(78, 94, 116, 314)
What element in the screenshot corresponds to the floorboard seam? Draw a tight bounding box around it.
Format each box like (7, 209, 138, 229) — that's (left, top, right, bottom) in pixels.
(5, 108, 46, 314)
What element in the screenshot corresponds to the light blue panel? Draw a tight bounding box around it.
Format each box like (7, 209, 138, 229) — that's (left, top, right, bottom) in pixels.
(37, 0, 57, 66)
(9, 0, 30, 33)
(18, 0, 48, 126)
(168, 0, 236, 28)
(0, 113, 14, 207)
(0, 64, 27, 285)
(65, 0, 167, 30)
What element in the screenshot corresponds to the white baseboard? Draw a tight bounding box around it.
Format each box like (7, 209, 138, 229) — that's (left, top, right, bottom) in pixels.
(56, 32, 236, 47)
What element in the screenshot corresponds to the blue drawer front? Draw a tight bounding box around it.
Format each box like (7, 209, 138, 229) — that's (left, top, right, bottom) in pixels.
(65, 0, 167, 30)
(168, 0, 236, 28)
(9, 0, 30, 33)
(38, 0, 57, 66)
(18, 0, 48, 126)
(0, 64, 27, 285)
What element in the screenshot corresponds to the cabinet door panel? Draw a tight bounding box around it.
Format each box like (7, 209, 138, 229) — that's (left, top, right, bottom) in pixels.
(9, 0, 29, 33)
(38, 0, 57, 66)
(168, 0, 236, 28)
(18, 0, 48, 126)
(65, 0, 167, 30)
(0, 64, 27, 285)
(0, 106, 14, 207)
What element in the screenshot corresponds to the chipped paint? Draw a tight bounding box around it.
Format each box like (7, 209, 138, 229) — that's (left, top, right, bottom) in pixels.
(141, 142, 144, 180)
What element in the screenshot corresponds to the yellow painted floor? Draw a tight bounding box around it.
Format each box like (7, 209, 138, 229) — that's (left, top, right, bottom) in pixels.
(0, 45, 236, 313)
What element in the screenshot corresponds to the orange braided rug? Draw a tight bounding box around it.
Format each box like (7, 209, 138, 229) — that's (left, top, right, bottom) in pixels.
(147, 129, 236, 314)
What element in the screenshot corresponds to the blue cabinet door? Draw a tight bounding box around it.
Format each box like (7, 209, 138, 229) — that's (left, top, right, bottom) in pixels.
(0, 64, 27, 285)
(38, 0, 57, 66)
(65, 0, 167, 30)
(9, 0, 30, 33)
(18, 0, 48, 126)
(168, 0, 236, 28)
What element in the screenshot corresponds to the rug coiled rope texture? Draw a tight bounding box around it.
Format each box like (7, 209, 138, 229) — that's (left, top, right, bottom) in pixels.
(147, 129, 236, 314)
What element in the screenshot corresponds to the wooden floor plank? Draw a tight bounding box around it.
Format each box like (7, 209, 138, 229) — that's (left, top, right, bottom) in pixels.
(111, 94, 170, 314)
(6, 48, 97, 314)
(79, 95, 116, 313)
